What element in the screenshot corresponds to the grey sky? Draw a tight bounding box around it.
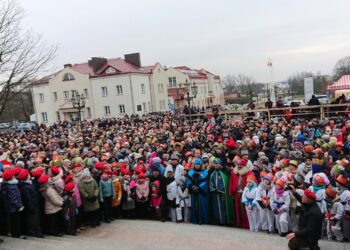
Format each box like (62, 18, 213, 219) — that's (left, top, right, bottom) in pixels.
(19, 0, 350, 82)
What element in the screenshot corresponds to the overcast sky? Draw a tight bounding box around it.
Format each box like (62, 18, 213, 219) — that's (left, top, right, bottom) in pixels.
(19, 0, 350, 82)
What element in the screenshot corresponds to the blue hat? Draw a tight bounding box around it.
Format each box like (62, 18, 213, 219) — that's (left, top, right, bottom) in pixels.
(213, 158, 222, 165)
(193, 158, 203, 165)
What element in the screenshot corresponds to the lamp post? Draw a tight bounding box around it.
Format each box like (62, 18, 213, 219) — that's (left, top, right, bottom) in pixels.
(178, 79, 198, 131)
(70, 92, 86, 123)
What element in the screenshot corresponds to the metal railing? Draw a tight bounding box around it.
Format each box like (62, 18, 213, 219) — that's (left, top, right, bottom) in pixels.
(184, 103, 350, 122)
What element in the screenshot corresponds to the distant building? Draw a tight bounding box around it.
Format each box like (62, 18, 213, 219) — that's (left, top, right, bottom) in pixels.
(31, 53, 223, 124)
(166, 66, 224, 109)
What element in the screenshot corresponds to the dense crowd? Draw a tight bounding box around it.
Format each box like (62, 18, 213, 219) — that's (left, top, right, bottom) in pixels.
(0, 109, 350, 250)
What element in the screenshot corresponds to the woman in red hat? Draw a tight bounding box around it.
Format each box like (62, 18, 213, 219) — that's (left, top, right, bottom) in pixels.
(135, 172, 149, 219)
(17, 169, 43, 238)
(1, 169, 26, 239)
(38, 174, 64, 237)
(62, 182, 77, 235)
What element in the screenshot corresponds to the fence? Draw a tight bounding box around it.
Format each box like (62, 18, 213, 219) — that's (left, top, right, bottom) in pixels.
(186, 103, 350, 122)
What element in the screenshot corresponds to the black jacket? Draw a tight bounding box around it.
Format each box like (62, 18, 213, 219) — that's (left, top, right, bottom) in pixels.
(294, 193, 323, 246)
(19, 180, 40, 214)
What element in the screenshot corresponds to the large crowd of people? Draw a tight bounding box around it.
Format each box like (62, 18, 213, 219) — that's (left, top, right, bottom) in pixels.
(0, 109, 350, 250)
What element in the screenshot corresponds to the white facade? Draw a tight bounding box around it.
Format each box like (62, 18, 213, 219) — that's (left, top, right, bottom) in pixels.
(90, 73, 151, 118)
(147, 63, 169, 112)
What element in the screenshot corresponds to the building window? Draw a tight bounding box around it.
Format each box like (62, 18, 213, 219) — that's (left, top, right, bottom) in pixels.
(116, 85, 123, 95)
(168, 77, 176, 87)
(159, 100, 163, 110)
(119, 105, 125, 114)
(71, 90, 77, 98)
(87, 107, 91, 118)
(63, 91, 69, 99)
(63, 73, 75, 81)
(104, 106, 111, 115)
(106, 67, 116, 74)
(163, 100, 166, 110)
(39, 93, 45, 103)
(161, 84, 164, 93)
(56, 111, 60, 121)
(143, 102, 147, 113)
(84, 88, 88, 98)
(101, 87, 108, 97)
(137, 105, 142, 111)
(53, 92, 57, 101)
(204, 86, 207, 94)
(141, 84, 145, 94)
(148, 102, 152, 112)
(41, 112, 48, 122)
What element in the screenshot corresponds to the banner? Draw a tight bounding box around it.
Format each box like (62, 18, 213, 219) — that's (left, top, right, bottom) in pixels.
(304, 77, 314, 103)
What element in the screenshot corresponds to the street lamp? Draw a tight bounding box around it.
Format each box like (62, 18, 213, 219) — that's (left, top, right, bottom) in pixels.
(178, 79, 197, 131)
(70, 92, 85, 123)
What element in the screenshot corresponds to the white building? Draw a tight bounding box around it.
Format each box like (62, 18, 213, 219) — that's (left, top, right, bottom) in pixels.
(31, 53, 223, 124)
(166, 66, 224, 110)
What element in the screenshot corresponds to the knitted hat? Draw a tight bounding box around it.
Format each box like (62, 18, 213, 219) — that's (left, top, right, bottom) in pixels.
(304, 145, 313, 154)
(212, 158, 222, 165)
(304, 189, 316, 200)
(50, 166, 60, 176)
(263, 173, 274, 184)
(13, 167, 22, 176)
(336, 175, 349, 187)
(2, 169, 14, 181)
(325, 186, 338, 199)
(95, 162, 105, 170)
(184, 163, 192, 171)
(38, 174, 49, 184)
(293, 174, 305, 186)
(32, 168, 44, 178)
(289, 160, 298, 168)
(275, 177, 287, 188)
(17, 169, 29, 181)
(312, 173, 329, 186)
(247, 175, 256, 183)
(138, 172, 146, 179)
(64, 182, 75, 192)
(193, 158, 203, 165)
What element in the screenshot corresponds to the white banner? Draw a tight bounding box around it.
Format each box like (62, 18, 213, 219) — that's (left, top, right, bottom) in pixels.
(304, 77, 314, 103)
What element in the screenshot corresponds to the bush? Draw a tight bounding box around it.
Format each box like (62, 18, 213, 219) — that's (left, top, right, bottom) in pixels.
(225, 97, 250, 105)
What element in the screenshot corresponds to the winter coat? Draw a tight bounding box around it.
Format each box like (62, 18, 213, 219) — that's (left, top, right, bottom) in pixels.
(52, 175, 64, 195)
(294, 193, 323, 247)
(19, 180, 40, 213)
(63, 193, 77, 217)
(1, 181, 23, 213)
(112, 178, 122, 207)
(99, 179, 115, 200)
(136, 180, 149, 203)
(39, 182, 63, 214)
(79, 178, 100, 212)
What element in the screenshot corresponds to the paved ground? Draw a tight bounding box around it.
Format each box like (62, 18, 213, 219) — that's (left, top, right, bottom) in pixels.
(1, 220, 348, 250)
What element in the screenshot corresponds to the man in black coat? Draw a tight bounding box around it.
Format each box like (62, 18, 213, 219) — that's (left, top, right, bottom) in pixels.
(287, 188, 323, 250)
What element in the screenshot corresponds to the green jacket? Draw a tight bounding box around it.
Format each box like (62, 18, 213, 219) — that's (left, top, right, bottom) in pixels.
(79, 179, 100, 212)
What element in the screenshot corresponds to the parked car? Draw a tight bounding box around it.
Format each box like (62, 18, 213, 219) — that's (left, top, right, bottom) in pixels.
(15, 122, 34, 132)
(286, 100, 305, 106)
(314, 95, 329, 104)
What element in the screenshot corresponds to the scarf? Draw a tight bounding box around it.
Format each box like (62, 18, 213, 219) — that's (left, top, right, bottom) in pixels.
(247, 183, 257, 191)
(260, 181, 271, 191)
(304, 164, 312, 174)
(24, 179, 32, 185)
(275, 187, 285, 198)
(7, 179, 18, 185)
(312, 185, 325, 193)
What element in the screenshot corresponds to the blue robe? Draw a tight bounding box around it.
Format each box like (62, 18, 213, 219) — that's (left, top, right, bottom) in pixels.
(209, 169, 228, 225)
(187, 169, 209, 224)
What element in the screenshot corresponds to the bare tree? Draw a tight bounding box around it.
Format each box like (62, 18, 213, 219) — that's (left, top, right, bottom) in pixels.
(287, 71, 313, 95)
(333, 56, 350, 81)
(221, 74, 256, 99)
(0, 0, 57, 118)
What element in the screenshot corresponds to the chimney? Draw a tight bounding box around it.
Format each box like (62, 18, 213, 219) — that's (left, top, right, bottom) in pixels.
(124, 53, 141, 68)
(64, 64, 72, 68)
(88, 57, 108, 73)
